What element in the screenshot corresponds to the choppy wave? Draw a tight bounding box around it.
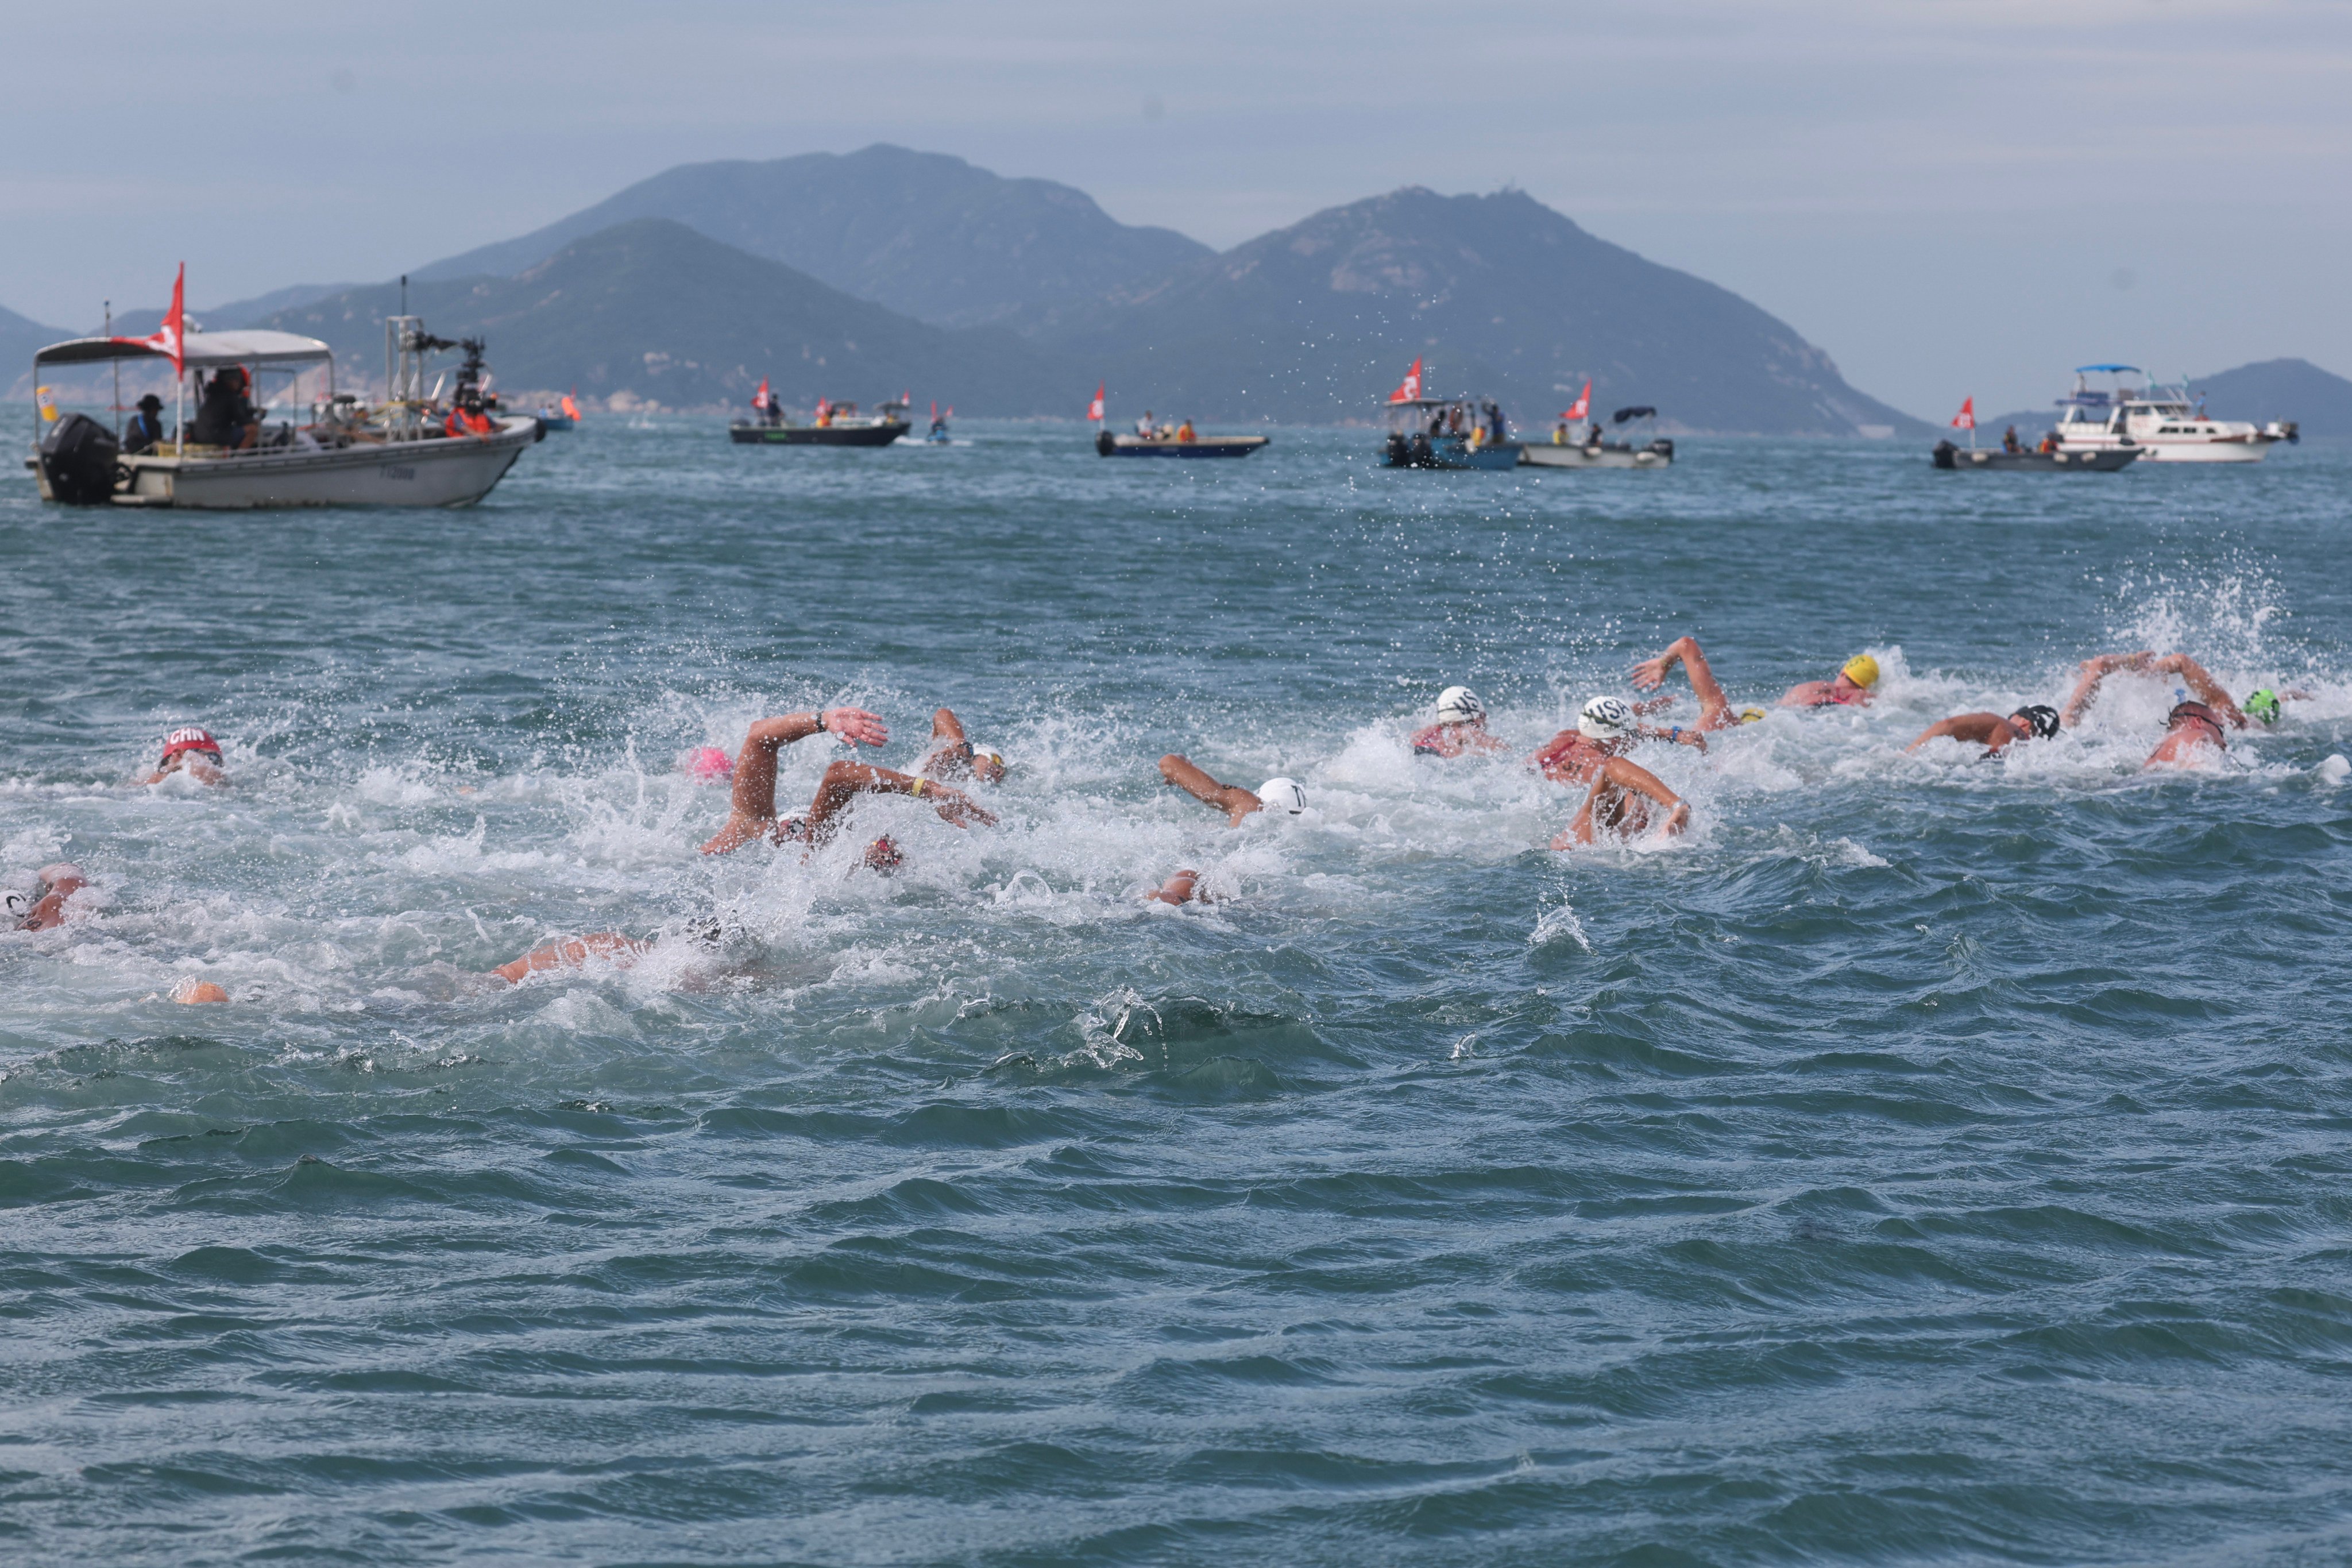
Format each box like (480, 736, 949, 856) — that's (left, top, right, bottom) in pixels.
(5, 427, 2351, 1563)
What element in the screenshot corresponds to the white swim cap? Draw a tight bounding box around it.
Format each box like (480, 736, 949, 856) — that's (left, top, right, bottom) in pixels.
(1434, 685, 1485, 723)
(1578, 696, 1633, 739)
(1257, 777, 1307, 814)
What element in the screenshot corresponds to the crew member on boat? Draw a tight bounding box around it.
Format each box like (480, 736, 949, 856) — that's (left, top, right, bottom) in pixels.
(189, 366, 261, 450)
(444, 389, 495, 439)
(1137, 410, 1156, 438)
(122, 393, 167, 455)
(1176, 419, 1196, 443)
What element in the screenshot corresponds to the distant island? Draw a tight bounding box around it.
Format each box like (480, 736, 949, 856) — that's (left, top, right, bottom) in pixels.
(9, 145, 2349, 436)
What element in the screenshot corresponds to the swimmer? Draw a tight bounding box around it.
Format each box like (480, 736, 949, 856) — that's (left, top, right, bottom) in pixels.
(1779, 652, 1880, 709)
(2061, 652, 2247, 731)
(920, 707, 1007, 785)
(6, 862, 88, 932)
(1905, 704, 2061, 757)
(1552, 758, 1691, 848)
(683, 746, 733, 784)
(141, 727, 227, 785)
(1409, 686, 1508, 757)
(1158, 754, 1306, 825)
(699, 707, 890, 853)
(1532, 696, 1706, 786)
(2145, 701, 2233, 770)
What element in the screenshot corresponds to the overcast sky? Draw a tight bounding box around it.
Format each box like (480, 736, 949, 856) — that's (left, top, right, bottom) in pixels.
(7, 1, 2346, 418)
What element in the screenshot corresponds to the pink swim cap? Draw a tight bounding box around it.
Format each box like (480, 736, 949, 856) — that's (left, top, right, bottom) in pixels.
(686, 746, 733, 782)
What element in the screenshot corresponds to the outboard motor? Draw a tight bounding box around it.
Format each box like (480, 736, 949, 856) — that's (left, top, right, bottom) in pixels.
(38, 412, 120, 505)
(1096, 429, 1117, 457)
(1931, 439, 1959, 470)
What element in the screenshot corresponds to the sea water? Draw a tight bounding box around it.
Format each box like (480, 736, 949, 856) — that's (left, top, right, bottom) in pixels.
(3, 424, 2350, 1565)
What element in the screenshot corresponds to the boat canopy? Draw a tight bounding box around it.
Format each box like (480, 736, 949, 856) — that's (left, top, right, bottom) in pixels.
(1612, 405, 1658, 424)
(2074, 364, 2141, 375)
(33, 329, 334, 370)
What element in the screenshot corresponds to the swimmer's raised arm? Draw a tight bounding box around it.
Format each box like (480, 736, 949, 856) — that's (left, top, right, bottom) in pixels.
(2150, 654, 2247, 728)
(1554, 756, 1689, 848)
(2061, 652, 2152, 728)
(1632, 635, 1732, 728)
(701, 707, 887, 854)
(1907, 713, 2014, 753)
(804, 761, 995, 843)
(1159, 754, 1261, 826)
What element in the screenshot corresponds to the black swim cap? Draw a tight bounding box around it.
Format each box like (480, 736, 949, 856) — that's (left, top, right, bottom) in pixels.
(2010, 704, 2060, 740)
(2168, 701, 2226, 733)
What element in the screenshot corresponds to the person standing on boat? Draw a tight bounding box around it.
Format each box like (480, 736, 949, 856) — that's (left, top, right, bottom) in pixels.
(189, 366, 261, 450)
(445, 391, 495, 439)
(1136, 410, 1156, 439)
(122, 393, 167, 455)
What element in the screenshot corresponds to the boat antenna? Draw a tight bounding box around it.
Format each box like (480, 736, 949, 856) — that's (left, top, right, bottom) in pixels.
(106, 299, 122, 439)
(400, 274, 408, 316)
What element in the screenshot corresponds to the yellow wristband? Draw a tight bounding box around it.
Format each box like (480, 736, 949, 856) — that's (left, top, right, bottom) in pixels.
(911, 778, 925, 797)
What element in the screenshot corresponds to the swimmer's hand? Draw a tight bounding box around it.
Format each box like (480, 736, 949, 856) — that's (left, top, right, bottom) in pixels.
(824, 707, 889, 748)
(1631, 653, 1674, 691)
(1661, 801, 1693, 836)
(929, 786, 997, 829)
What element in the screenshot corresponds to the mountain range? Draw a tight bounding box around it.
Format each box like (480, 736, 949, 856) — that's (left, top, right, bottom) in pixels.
(10, 144, 2348, 435)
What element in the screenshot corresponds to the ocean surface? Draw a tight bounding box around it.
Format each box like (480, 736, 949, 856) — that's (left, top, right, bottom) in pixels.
(5, 421, 2351, 1566)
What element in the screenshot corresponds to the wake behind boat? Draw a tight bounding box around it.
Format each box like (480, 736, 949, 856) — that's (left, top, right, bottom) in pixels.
(28, 270, 539, 509)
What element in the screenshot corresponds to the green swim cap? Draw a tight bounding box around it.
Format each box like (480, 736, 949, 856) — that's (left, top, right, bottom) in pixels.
(2244, 688, 2281, 725)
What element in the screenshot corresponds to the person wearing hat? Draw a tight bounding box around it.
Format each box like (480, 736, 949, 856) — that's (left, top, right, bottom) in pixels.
(920, 707, 1006, 785)
(141, 727, 227, 785)
(1157, 754, 1306, 826)
(1532, 696, 1708, 786)
(122, 392, 168, 455)
(1553, 758, 1691, 848)
(1905, 704, 2062, 757)
(1409, 686, 1508, 758)
(1779, 652, 1881, 709)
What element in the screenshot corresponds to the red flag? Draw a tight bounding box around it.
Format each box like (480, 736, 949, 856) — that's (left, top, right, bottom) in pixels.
(1561, 380, 1591, 422)
(1388, 358, 1423, 403)
(816, 396, 831, 418)
(1951, 396, 1975, 431)
(561, 392, 580, 421)
(752, 378, 770, 411)
(929, 400, 937, 420)
(1087, 382, 1105, 422)
(113, 262, 186, 376)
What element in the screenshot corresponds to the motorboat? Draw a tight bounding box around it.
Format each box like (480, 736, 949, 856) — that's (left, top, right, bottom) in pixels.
(1095, 427, 1269, 458)
(729, 396, 910, 446)
(1520, 405, 1675, 469)
(534, 392, 582, 432)
(1932, 439, 2138, 472)
(925, 401, 952, 445)
(27, 314, 541, 508)
(2045, 365, 2296, 464)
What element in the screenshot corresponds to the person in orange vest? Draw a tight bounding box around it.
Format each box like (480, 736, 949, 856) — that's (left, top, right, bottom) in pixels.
(444, 392, 495, 439)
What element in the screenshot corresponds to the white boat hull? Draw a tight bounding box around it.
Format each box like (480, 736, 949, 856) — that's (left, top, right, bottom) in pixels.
(103, 417, 541, 508)
(2057, 433, 2273, 464)
(1520, 442, 1673, 469)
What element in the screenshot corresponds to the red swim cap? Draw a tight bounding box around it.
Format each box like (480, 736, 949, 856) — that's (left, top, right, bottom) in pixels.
(161, 727, 222, 763)
(686, 746, 733, 782)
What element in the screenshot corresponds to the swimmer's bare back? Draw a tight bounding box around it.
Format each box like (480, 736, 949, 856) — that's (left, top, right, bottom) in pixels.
(702, 708, 887, 854)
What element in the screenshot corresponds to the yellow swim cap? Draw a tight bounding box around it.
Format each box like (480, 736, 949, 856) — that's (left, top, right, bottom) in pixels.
(1738, 707, 1766, 725)
(1841, 654, 1880, 689)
